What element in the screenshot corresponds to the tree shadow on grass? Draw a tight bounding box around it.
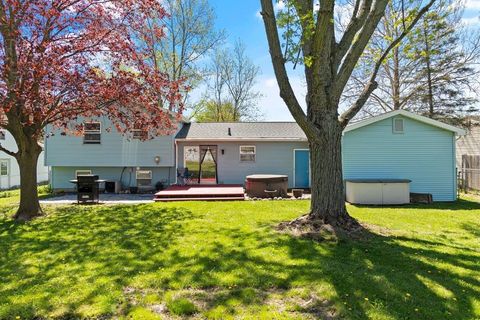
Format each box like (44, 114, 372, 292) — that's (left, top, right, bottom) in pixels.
(353, 197, 480, 211)
(150, 222, 480, 319)
(0, 204, 195, 319)
(0, 202, 479, 319)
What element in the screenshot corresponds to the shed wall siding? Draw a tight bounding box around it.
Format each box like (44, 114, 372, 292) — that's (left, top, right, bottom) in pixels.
(51, 166, 175, 190)
(177, 141, 309, 188)
(342, 116, 456, 201)
(45, 118, 177, 167)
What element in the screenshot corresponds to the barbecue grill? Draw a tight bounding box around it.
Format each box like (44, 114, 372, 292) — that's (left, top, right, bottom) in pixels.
(69, 175, 104, 204)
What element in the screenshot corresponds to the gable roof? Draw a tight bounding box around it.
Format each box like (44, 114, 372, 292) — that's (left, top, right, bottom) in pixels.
(176, 110, 465, 140)
(175, 122, 307, 140)
(344, 109, 466, 135)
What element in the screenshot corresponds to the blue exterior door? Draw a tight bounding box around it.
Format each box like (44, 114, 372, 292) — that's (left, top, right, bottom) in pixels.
(294, 150, 310, 188)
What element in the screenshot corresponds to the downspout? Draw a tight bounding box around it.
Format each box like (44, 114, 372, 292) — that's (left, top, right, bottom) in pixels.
(175, 139, 178, 185)
(453, 133, 458, 201)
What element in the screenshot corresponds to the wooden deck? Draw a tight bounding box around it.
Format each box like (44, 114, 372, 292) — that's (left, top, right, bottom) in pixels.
(154, 184, 245, 202)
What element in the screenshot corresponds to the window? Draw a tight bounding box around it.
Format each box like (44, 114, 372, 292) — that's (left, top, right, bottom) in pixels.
(83, 122, 101, 144)
(75, 170, 92, 177)
(240, 146, 256, 162)
(0, 130, 5, 140)
(393, 118, 404, 134)
(0, 160, 8, 176)
(136, 170, 152, 187)
(132, 129, 148, 140)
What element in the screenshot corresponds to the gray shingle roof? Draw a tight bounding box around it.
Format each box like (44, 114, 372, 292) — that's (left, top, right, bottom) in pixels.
(176, 110, 465, 141)
(176, 122, 307, 140)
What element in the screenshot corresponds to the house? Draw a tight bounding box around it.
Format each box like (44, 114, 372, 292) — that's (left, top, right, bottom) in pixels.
(455, 124, 480, 190)
(0, 129, 49, 189)
(456, 124, 480, 167)
(45, 110, 465, 201)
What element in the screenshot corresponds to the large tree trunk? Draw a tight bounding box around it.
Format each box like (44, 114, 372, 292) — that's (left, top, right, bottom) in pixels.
(307, 118, 359, 230)
(14, 136, 43, 221)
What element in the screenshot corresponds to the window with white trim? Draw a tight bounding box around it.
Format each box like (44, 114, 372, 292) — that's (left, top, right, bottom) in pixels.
(136, 170, 152, 186)
(0, 160, 8, 176)
(83, 122, 101, 144)
(393, 118, 404, 134)
(75, 170, 92, 177)
(240, 146, 256, 162)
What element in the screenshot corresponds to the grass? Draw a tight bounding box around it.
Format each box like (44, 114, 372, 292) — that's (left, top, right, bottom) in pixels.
(185, 159, 216, 180)
(0, 185, 52, 209)
(0, 195, 479, 319)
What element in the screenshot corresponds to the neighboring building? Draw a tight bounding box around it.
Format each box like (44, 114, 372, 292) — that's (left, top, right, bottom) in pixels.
(45, 110, 464, 201)
(456, 124, 480, 191)
(456, 125, 480, 167)
(0, 129, 49, 189)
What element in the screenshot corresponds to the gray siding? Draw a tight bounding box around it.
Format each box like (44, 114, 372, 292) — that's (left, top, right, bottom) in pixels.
(177, 141, 309, 188)
(343, 116, 456, 201)
(45, 118, 177, 167)
(51, 166, 175, 191)
(456, 126, 480, 167)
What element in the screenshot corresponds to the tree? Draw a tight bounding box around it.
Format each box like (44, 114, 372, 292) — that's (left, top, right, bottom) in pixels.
(260, 0, 435, 232)
(193, 100, 237, 122)
(154, 0, 226, 105)
(196, 41, 262, 122)
(408, 4, 480, 124)
(0, 0, 184, 221)
(355, 0, 480, 124)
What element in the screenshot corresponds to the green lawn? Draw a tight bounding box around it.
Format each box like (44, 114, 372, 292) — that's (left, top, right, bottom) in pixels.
(0, 186, 52, 208)
(0, 195, 479, 319)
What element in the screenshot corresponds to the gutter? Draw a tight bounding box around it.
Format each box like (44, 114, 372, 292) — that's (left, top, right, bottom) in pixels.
(174, 138, 308, 142)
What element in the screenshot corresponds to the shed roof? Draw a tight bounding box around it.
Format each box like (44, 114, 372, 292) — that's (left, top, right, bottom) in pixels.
(344, 110, 466, 135)
(176, 110, 465, 140)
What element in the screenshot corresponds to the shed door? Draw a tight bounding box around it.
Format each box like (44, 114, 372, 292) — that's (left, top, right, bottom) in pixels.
(294, 150, 310, 188)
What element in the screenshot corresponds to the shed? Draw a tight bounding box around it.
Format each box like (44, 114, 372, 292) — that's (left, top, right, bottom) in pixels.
(342, 110, 465, 202)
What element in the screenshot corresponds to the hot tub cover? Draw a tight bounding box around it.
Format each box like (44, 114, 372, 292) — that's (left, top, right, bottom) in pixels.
(246, 174, 288, 182)
(345, 179, 412, 183)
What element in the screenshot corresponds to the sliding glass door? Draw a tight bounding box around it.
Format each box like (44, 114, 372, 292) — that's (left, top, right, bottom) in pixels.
(183, 145, 218, 184)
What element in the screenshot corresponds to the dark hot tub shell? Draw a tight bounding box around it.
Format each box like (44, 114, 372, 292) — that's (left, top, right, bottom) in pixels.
(245, 174, 288, 198)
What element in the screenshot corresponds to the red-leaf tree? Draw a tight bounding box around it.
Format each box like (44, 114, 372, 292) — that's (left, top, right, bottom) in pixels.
(0, 0, 184, 221)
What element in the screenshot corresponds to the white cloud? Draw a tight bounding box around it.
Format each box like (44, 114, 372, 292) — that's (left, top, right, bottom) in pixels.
(275, 1, 286, 11)
(465, 0, 480, 9)
(255, 1, 286, 21)
(256, 75, 306, 121)
(264, 77, 278, 88)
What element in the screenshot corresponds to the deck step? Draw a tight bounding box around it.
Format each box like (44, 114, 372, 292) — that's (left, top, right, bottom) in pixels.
(155, 193, 245, 199)
(154, 196, 245, 202)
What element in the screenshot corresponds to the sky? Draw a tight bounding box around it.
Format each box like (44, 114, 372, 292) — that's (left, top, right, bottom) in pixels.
(194, 0, 480, 121)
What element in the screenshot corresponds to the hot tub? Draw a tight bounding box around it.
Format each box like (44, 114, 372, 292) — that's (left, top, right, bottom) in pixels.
(345, 179, 411, 205)
(245, 174, 288, 198)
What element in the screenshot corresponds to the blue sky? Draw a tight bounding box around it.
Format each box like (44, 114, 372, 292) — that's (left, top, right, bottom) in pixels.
(202, 0, 480, 121)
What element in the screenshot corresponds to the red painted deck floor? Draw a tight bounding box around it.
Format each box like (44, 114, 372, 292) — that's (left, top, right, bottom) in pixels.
(154, 184, 245, 202)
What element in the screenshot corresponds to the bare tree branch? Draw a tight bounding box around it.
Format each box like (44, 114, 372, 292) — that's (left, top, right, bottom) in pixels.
(339, 0, 436, 125)
(0, 144, 17, 157)
(260, 0, 316, 137)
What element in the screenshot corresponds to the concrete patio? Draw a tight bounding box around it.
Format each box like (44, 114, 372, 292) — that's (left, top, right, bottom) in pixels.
(40, 193, 155, 205)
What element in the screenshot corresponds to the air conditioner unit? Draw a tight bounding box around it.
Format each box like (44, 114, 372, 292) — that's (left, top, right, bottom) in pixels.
(136, 170, 153, 187)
